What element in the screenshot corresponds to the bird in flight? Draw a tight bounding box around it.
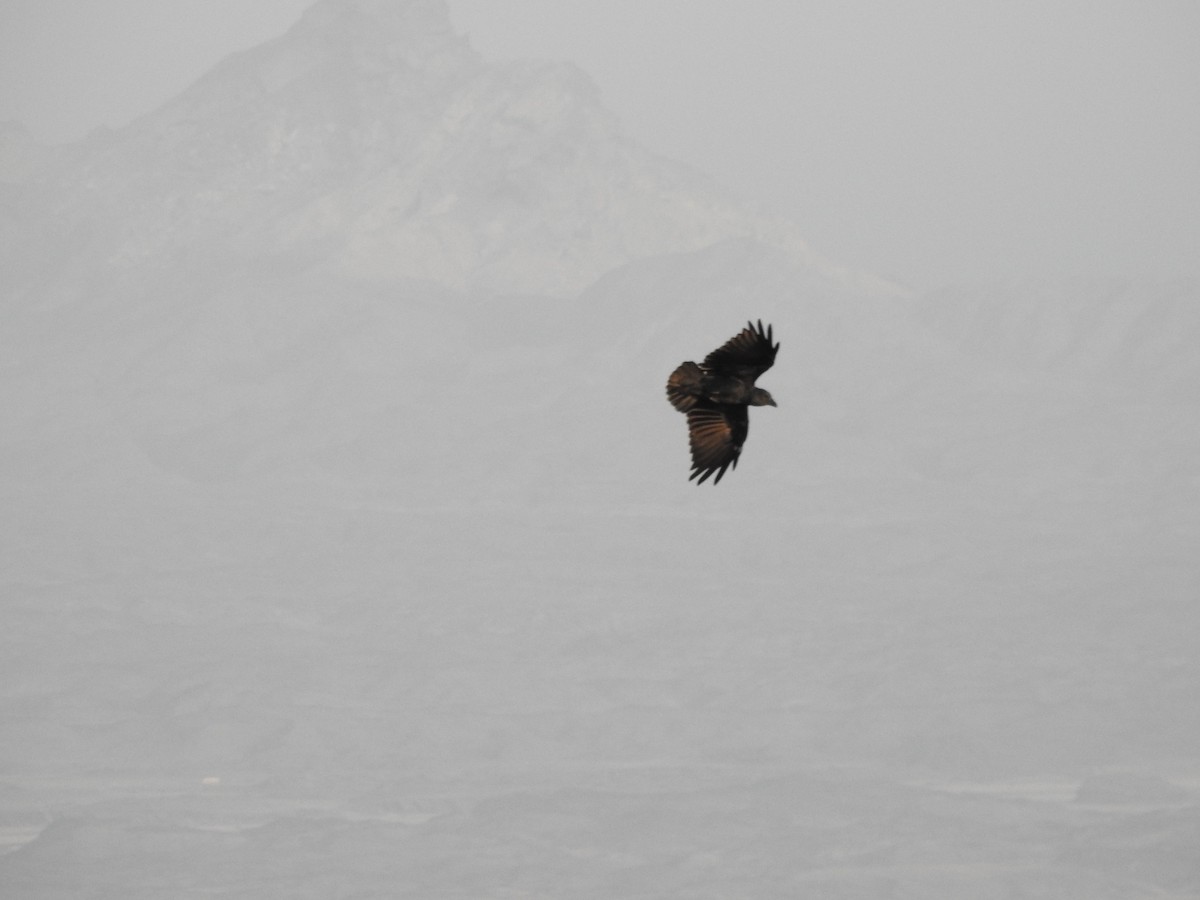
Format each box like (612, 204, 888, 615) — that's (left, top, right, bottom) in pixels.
(665, 320, 779, 484)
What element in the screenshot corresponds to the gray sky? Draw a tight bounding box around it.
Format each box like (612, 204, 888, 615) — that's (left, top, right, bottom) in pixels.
(2, 0, 1197, 290)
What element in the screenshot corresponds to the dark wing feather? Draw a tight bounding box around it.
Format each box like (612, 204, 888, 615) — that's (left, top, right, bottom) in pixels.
(701, 319, 779, 381)
(686, 404, 749, 485)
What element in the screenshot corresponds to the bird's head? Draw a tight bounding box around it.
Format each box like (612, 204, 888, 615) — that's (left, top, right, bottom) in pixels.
(749, 388, 777, 407)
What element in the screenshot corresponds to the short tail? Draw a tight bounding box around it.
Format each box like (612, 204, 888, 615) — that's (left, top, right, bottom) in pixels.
(666, 361, 704, 412)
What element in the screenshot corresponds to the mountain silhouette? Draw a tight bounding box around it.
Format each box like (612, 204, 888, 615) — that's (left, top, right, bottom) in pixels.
(6, 0, 896, 298)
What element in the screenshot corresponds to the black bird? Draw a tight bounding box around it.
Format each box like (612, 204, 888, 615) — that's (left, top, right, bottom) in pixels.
(666, 320, 779, 484)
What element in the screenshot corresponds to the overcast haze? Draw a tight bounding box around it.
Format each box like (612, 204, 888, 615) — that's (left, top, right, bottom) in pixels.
(2, 0, 1198, 289)
(2, 1, 1199, 895)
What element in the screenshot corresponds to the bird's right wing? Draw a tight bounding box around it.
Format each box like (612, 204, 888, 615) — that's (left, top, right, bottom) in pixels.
(686, 404, 748, 485)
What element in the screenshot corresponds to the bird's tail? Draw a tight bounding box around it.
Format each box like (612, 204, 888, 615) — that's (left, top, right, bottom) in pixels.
(666, 361, 704, 412)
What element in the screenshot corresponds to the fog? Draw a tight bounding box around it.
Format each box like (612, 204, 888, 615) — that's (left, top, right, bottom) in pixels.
(1, 1, 1198, 897)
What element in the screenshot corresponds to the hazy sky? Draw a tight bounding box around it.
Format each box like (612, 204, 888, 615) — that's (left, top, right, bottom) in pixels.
(2, 0, 1197, 289)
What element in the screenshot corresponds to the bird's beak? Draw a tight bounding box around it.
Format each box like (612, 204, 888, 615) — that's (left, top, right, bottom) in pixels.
(767, 398, 778, 407)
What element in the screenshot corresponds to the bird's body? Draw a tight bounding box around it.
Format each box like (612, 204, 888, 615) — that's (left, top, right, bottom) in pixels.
(666, 320, 779, 484)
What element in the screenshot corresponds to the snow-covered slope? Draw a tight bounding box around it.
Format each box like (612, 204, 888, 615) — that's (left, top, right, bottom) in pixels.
(1, 1, 1198, 897)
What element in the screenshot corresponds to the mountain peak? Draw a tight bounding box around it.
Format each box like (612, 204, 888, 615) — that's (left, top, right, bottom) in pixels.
(288, 0, 460, 66)
(226, 0, 474, 97)
(296, 0, 452, 31)
(10, 0, 902, 298)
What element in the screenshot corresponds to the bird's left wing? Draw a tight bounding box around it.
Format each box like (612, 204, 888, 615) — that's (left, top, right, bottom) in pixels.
(701, 320, 779, 380)
(686, 405, 749, 485)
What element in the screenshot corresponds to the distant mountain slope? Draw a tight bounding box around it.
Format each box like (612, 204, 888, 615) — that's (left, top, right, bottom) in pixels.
(3, 0, 895, 299)
(914, 279, 1200, 395)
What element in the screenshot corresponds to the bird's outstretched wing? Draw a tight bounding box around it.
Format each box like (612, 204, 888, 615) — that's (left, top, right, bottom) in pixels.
(686, 404, 749, 485)
(701, 319, 779, 381)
